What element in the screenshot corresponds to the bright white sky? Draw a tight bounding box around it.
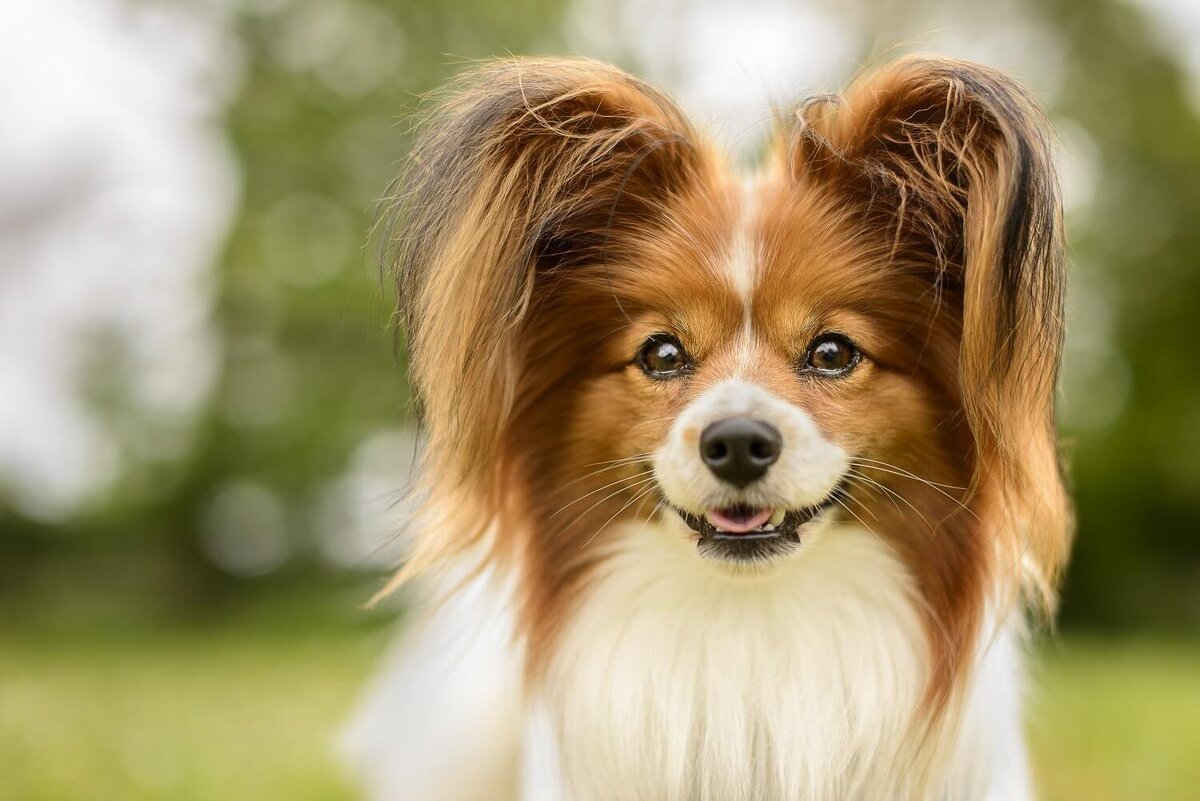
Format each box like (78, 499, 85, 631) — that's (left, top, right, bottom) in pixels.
(0, 0, 237, 520)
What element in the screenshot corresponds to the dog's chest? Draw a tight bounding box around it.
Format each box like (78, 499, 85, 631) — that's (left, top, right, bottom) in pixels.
(539, 523, 939, 801)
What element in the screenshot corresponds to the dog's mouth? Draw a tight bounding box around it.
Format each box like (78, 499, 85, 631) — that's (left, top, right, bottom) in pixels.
(673, 490, 842, 562)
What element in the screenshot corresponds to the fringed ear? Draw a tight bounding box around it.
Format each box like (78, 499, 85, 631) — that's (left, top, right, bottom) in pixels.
(794, 56, 1071, 612)
(379, 58, 699, 585)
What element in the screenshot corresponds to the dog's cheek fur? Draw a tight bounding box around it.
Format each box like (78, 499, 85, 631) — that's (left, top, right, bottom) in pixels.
(511, 364, 678, 668)
(510, 184, 746, 671)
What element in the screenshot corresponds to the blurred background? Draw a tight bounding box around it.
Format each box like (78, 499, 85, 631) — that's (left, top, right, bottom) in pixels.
(1, 0, 1197, 798)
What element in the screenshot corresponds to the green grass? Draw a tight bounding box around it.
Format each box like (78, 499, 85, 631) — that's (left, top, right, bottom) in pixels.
(1, 622, 1196, 801)
(0, 623, 387, 801)
(1029, 638, 1200, 801)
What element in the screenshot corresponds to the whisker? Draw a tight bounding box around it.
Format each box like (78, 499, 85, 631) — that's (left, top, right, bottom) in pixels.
(556, 456, 655, 492)
(557, 475, 659, 533)
(848, 457, 966, 490)
(836, 480, 879, 521)
(581, 453, 655, 470)
(830, 490, 892, 552)
(847, 459, 976, 519)
(550, 470, 655, 519)
(846, 469, 935, 533)
(846, 469, 900, 506)
(581, 483, 661, 551)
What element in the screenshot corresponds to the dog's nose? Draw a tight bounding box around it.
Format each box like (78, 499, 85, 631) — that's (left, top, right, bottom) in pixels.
(699, 417, 782, 488)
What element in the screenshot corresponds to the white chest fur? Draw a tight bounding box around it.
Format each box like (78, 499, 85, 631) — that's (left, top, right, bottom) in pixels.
(537, 521, 1030, 801)
(340, 523, 1032, 801)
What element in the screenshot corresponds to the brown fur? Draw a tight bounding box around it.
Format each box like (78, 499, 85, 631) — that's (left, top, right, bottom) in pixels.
(382, 55, 1070, 738)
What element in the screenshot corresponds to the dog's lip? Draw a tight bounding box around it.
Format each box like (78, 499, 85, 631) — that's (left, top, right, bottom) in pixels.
(671, 482, 846, 542)
(705, 507, 773, 533)
(675, 497, 838, 542)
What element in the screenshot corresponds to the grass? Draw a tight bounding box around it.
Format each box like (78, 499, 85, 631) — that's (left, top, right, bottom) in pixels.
(0, 621, 388, 801)
(1, 619, 1196, 801)
(1029, 637, 1200, 801)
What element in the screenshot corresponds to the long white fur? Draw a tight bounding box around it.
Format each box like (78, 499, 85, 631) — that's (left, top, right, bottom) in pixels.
(547, 517, 927, 801)
(338, 566, 523, 801)
(341, 523, 1031, 801)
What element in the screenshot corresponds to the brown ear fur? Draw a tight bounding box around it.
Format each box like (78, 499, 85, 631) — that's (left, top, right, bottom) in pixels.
(379, 58, 700, 587)
(788, 56, 1071, 707)
(793, 56, 1071, 607)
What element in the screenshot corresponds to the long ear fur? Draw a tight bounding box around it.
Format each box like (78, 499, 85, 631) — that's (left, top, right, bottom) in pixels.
(794, 56, 1071, 612)
(380, 58, 699, 587)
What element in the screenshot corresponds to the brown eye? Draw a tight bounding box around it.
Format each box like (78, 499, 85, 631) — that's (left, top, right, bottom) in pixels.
(638, 334, 689, 378)
(805, 333, 860, 376)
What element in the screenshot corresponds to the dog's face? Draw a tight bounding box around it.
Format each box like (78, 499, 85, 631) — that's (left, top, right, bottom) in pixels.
(553, 178, 965, 567)
(393, 57, 1070, 693)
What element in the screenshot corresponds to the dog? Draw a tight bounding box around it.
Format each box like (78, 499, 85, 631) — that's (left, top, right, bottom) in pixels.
(341, 54, 1072, 801)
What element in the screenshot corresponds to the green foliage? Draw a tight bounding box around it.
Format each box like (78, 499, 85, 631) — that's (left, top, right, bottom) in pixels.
(0, 0, 571, 605)
(1029, 0, 1200, 627)
(173, 0, 570, 571)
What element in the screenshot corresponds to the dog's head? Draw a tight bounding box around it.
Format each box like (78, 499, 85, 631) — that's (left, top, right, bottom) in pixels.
(386, 56, 1070, 705)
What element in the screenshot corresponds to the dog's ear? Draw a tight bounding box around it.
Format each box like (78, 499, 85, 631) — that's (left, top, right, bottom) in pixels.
(793, 57, 1071, 609)
(381, 58, 698, 578)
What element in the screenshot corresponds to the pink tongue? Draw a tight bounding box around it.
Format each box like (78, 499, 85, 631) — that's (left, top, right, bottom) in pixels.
(706, 508, 773, 534)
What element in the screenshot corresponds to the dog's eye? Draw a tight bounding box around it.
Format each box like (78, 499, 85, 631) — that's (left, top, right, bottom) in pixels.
(805, 333, 860, 376)
(638, 334, 689, 378)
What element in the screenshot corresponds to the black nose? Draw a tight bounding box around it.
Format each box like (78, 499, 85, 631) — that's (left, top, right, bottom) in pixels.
(699, 417, 782, 488)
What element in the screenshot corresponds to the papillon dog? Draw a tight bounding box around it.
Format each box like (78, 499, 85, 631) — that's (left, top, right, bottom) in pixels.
(342, 55, 1072, 801)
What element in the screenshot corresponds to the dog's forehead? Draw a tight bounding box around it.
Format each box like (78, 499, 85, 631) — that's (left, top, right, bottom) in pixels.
(630, 175, 802, 392)
(703, 175, 834, 335)
(721, 174, 853, 315)
(725, 175, 762, 312)
(623, 171, 876, 361)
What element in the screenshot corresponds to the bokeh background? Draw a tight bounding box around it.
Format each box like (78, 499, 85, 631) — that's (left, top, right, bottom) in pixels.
(2, 0, 1198, 799)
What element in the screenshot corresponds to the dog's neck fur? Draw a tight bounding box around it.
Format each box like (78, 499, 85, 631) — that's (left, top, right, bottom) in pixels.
(339, 519, 1033, 801)
(530, 518, 1031, 801)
